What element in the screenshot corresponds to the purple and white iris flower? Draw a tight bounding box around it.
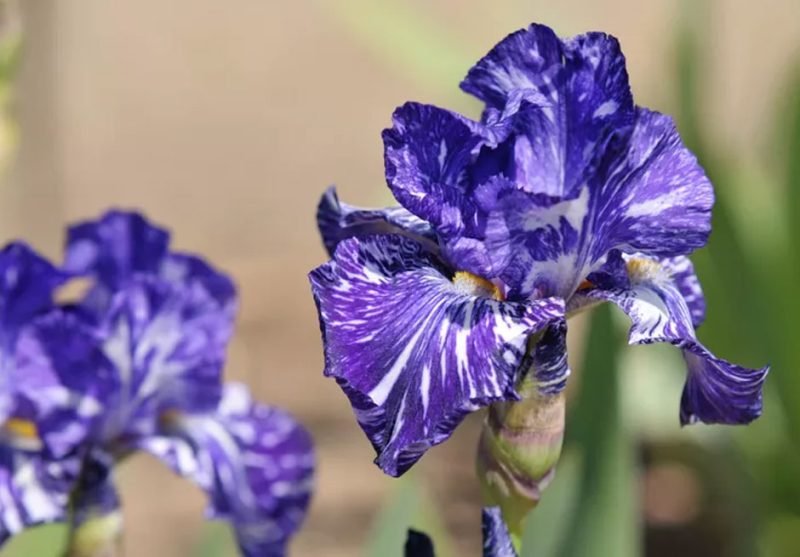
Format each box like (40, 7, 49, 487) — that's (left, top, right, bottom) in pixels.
(310, 21, 768, 485)
(0, 211, 315, 557)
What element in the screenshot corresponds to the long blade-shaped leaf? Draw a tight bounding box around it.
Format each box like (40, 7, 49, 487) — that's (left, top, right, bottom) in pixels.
(366, 475, 452, 557)
(557, 305, 639, 557)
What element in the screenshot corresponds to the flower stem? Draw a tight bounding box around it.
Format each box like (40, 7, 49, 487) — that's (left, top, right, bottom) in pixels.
(63, 454, 123, 557)
(476, 339, 566, 553)
(63, 511, 123, 557)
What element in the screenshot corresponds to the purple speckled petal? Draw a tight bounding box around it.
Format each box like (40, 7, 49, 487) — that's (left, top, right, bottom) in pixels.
(383, 103, 488, 239)
(0, 243, 66, 422)
(382, 25, 710, 300)
(64, 210, 169, 289)
(460, 24, 563, 109)
(317, 186, 436, 256)
(592, 108, 713, 258)
(97, 276, 236, 440)
(482, 506, 517, 557)
(577, 255, 767, 425)
(12, 310, 118, 458)
(482, 107, 713, 298)
(528, 320, 570, 395)
(134, 383, 314, 557)
(0, 449, 81, 545)
(309, 234, 564, 476)
(462, 26, 634, 199)
(482, 187, 593, 298)
(0, 243, 66, 331)
(65, 210, 236, 321)
(157, 253, 237, 309)
(659, 255, 705, 328)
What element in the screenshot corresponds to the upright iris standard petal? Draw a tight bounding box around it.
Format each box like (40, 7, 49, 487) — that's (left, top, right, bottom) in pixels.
(317, 186, 436, 256)
(383, 103, 488, 240)
(460, 23, 564, 108)
(474, 107, 713, 299)
(0, 243, 66, 330)
(157, 253, 237, 308)
(482, 507, 517, 557)
(593, 108, 713, 258)
(461, 25, 634, 199)
(134, 384, 314, 557)
(0, 243, 67, 422)
(482, 187, 593, 298)
(384, 56, 711, 301)
(577, 255, 768, 424)
(97, 276, 236, 438)
(65, 210, 236, 319)
(309, 234, 564, 476)
(63, 210, 169, 287)
(0, 448, 81, 544)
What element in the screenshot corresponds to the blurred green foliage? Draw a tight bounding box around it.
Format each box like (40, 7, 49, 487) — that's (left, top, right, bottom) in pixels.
(1, 524, 64, 557)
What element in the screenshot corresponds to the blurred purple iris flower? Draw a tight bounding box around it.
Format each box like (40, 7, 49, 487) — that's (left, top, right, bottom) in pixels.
(310, 23, 768, 478)
(0, 243, 85, 541)
(0, 211, 314, 557)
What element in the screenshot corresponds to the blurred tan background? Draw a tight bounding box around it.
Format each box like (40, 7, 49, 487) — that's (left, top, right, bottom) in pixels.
(3, 1, 799, 555)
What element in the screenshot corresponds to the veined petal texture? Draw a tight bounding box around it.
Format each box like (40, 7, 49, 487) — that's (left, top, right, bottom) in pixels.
(310, 234, 563, 476)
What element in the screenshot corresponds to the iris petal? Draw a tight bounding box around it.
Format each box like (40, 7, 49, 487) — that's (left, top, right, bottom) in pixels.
(13, 310, 117, 458)
(593, 108, 713, 258)
(134, 384, 314, 557)
(460, 23, 564, 109)
(383, 103, 488, 240)
(0, 243, 66, 331)
(659, 256, 705, 327)
(0, 243, 67, 423)
(528, 320, 570, 394)
(482, 506, 517, 557)
(98, 276, 235, 439)
(576, 255, 767, 425)
(383, 28, 711, 300)
(64, 210, 170, 289)
(462, 25, 634, 199)
(317, 186, 436, 256)
(64, 210, 236, 319)
(309, 234, 564, 476)
(0, 448, 80, 545)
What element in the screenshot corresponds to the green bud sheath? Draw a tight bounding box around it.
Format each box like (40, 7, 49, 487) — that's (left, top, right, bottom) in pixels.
(477, 375, 565, 548)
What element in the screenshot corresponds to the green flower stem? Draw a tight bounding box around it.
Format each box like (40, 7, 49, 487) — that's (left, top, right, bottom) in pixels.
(63, 511, 123, 557)
(477, 360, 566, 553)
(62, 455, 124, 557)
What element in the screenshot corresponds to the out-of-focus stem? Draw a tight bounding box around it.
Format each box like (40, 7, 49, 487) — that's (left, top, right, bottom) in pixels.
(63, 510, 123, 557)
(63, 454, 123, 557)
